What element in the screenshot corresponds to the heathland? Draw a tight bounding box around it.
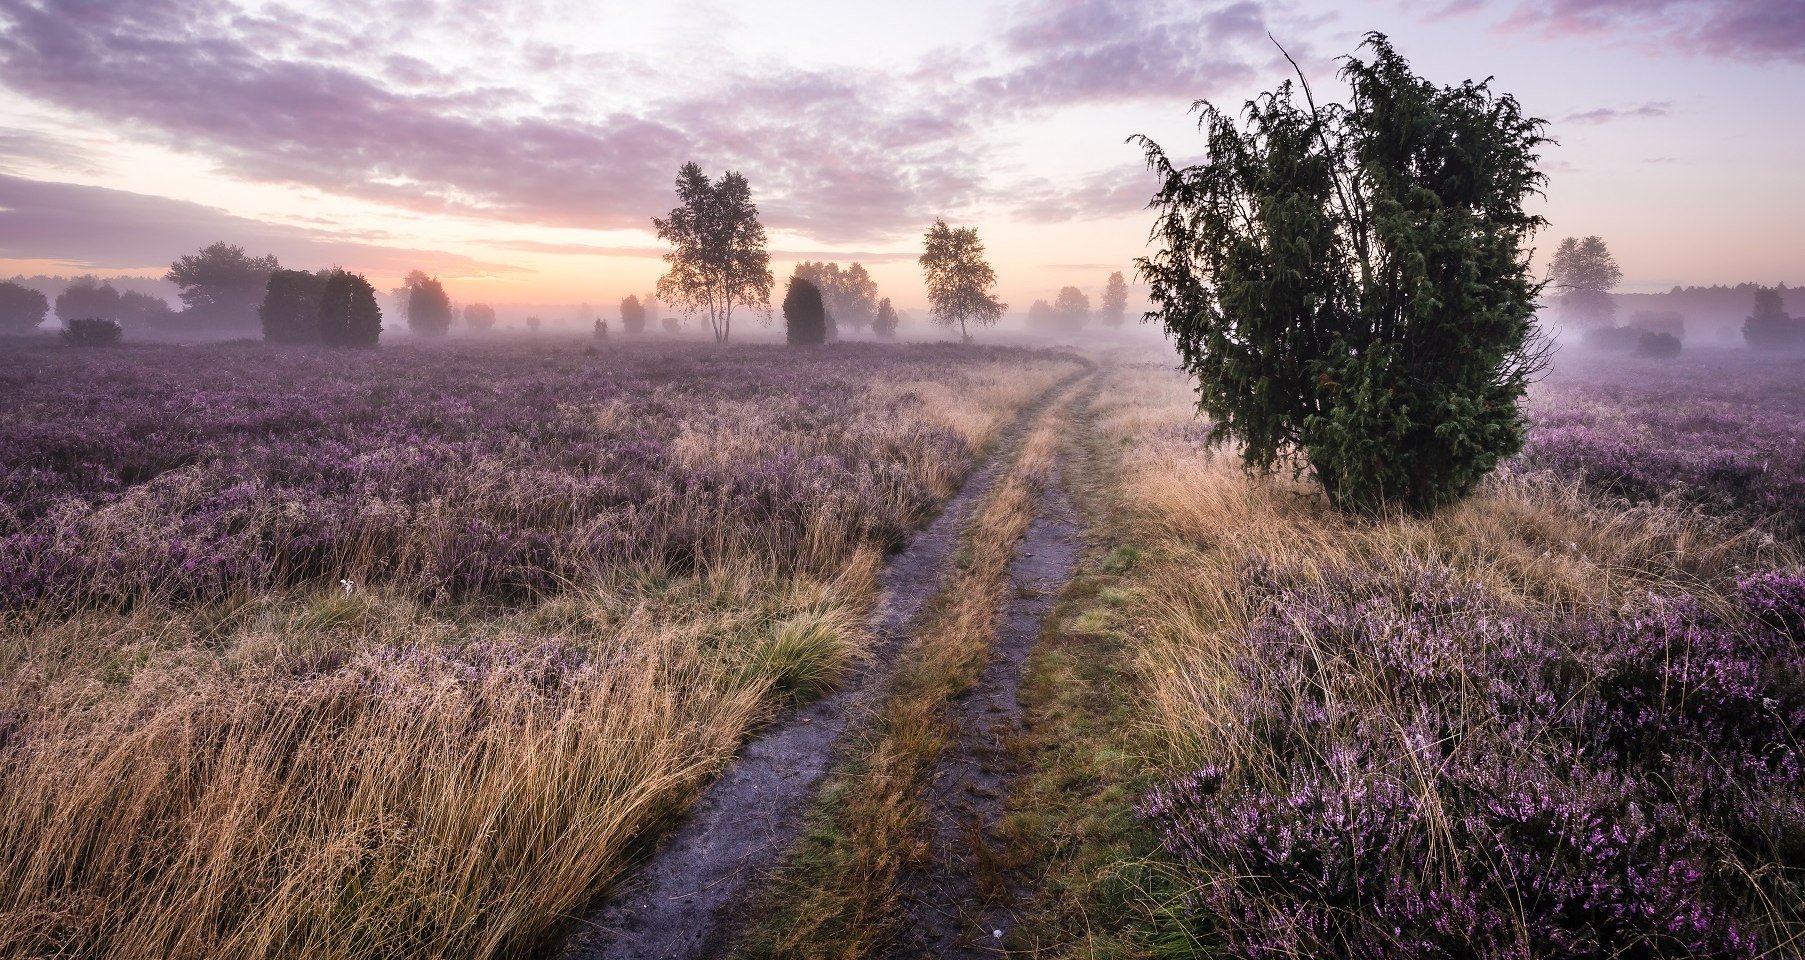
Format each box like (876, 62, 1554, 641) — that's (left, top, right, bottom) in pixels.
(0, 338, 1800, 960)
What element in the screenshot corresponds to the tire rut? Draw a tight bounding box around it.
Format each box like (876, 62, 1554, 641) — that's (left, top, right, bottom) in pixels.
(553, 375, 1082, 960)
(884, 459, 1083, 958)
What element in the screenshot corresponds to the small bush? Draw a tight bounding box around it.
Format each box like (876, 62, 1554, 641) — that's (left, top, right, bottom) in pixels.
(783, 277, 827, 346)
(1634, 329, 1682, 358)
(61, 316, 123, 346)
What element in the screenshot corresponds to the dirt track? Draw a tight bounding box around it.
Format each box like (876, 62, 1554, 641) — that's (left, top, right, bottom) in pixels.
(555, 378, 1079, 960)
(886, 461, 1082, 957)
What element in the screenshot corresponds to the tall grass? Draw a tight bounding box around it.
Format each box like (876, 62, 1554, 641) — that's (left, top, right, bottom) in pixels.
(0, 342, 1082, 960)
(1094, 359, 1805, 957)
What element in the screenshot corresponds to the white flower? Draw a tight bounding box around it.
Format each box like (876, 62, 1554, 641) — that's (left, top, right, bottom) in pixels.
(341, 578, 357, 597)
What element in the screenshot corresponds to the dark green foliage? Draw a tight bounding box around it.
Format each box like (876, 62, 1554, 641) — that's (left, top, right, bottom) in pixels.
(61, 316, 122, 346)
(1633, 330, 1682, 358)
(1743, 287, 1803, 351)
(259, 269, 329, 344)
(1134, 33, 1550, 513)
(0, 280, 49, 333)
(783, 277, 827, 346)
(620, 295, 647, 334)
(318, 270, 382, 348)
(403, 270, 454, 336)
(873, 297, 899, 338)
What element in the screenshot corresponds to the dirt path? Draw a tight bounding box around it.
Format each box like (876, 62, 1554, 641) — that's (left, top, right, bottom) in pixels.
(554, 378, 1080, 960)
(885, 461, 1083, 957)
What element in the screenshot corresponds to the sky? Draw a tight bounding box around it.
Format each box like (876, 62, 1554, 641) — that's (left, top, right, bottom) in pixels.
(0, 0, 1800, 318)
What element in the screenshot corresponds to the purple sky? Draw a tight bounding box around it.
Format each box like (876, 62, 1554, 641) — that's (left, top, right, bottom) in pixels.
(0, 0, 1800, 312)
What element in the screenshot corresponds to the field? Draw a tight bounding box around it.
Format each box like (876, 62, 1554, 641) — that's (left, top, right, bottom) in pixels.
(1, 339, 1802, 960)
(0, 338, 1082, 958)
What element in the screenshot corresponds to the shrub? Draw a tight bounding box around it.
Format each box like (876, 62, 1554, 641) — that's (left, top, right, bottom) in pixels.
(620, 295, 647, 335)
(0, 280, 49, 333)
(1634, 329, 1682, 358)
(1135, 34, 1550, 513)
(54, 276, 122, 324)
(661, 316, 681, 335)
(1142, 560, 1801, 958)
(317, 270, 382, 347)
(61, 316, 123, 346)
(783, 277, 827, 346)
(259, 269, 329, 344)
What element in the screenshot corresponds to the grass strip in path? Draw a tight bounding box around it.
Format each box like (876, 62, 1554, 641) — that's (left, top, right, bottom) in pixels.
(734, 377, 1086, 959)
(554, 373, 1086, 960)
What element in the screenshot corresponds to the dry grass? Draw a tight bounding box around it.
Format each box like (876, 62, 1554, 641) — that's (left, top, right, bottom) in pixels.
(0, 356, 1080, 960)
(737, 379, 1080, 958)
(1089, 362, 1798, 763)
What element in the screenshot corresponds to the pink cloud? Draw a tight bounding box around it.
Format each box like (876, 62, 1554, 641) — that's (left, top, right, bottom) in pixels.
(1501, 0, 1805, 62)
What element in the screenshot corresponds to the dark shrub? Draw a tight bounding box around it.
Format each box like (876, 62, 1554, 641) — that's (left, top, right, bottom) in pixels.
(1634, 330, 1682, 358)
(61, 316, 123, 346)
(0, 280, 49, 333)
(318, 270, 381, 347)
(620, 295, 647, 335)
(783, 277, 826, 346)
(1583, 325, 1642, 351)
(259, 269, 329, 344)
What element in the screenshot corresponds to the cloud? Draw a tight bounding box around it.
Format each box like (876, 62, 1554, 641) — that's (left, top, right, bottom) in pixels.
(1562, 100, 1673, 124)
(1499, 0, 1805, 62)
(0, 173, 525, 276)
(0, 0, 1294, 248)
(1009, 164, 1158, 223)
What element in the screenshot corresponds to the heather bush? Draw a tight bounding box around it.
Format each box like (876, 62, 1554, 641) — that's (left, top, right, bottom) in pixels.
(0, 341, 1076, 612)
(60, 316, 122, 346)
(1519, 352, 1805, 540)
(1142, 559, 1803, 958)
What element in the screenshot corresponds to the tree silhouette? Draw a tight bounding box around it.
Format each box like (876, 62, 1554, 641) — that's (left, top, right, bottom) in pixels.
(260, 269, 329, 343)
(165, 242, 278, 332)
(653, 162, 772, 342)
(463, 303, 497, 332)
(0, 280, 48, 333)
(1743, 287, 1803, 350)
(620, 294, 647, 334)
(1549, 236, 1621, 328)
(318, 270, 382, 347)
(1099, 271, 1129, 327)
(919, 219, 1005, 342)
(403, 270, 454, 336)
(783, 277, 828, 345)
(873, 297, 899, 339)
(1136, 33, 1549, 513)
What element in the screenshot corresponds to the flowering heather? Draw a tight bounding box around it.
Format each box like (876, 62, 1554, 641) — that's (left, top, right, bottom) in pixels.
(1142, 561, 1805, 958)
(1518, 349, 1805, 540)
(0, 340, 1069, 612)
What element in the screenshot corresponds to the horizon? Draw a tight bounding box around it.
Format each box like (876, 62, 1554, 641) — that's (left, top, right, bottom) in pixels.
(1, 0, 1801, 317)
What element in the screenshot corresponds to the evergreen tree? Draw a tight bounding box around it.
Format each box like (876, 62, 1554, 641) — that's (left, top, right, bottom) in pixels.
(318, 270, 382, 347)
(1135, 33, 1550, 513)
(783, 277, 827, 345)
(260, 269, 329, 343)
